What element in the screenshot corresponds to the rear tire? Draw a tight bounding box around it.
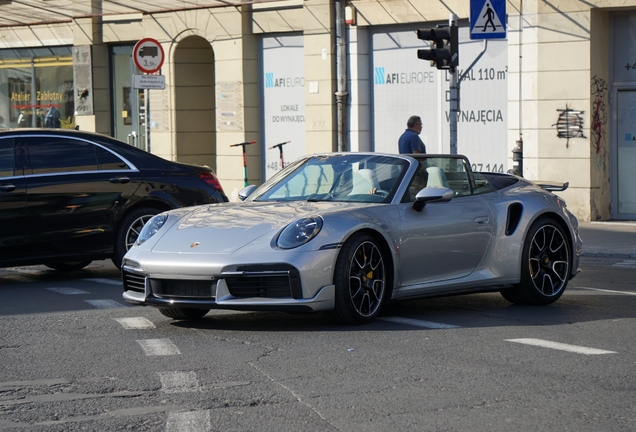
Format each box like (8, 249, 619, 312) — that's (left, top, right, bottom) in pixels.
(113, 207, 161, 269)
(501, 217, 571, 305)
(45, 261, 92, 271)
(329, 233, 387, 324)
(159, 308, 210, 320)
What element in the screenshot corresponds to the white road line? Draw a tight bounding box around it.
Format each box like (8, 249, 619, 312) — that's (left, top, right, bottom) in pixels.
(166, 410, 210, 432)
(506, 338, 617, 355)
(612, 260, 636, 268)
(137, 339, 181, 356)
(158, 371, 200, 393)
(576, 286, 636, 296)
(380, 317, 461, 329)
(85, 299, 126, 309)
(46, 287, 89, 295)
(83, 278, 122, 286)
(114, 317, 156, 329)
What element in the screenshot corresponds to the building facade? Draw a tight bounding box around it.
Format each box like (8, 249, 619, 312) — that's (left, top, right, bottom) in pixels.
(0, 0, 635, 221)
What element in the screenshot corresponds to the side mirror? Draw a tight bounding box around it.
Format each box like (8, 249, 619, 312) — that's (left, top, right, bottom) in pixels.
(238, 185, 258, 201)
(412, 186, 454, 212)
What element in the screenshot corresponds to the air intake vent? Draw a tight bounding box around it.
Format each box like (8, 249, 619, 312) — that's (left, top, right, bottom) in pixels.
(506, 203, 523, 236)
(122, 270, 145, 293)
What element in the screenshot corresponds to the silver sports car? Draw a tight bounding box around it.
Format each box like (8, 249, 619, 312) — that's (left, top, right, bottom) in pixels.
(122, 153, 582, 324)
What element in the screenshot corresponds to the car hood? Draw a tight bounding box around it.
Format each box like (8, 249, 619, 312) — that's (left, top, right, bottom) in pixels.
(150, 200, 363, 254)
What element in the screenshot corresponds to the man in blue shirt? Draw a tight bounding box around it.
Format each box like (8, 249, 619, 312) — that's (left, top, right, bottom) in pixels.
(398, 115, 426, 154)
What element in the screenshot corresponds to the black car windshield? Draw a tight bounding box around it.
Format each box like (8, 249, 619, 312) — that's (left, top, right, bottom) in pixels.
(253, 154, 409, 203)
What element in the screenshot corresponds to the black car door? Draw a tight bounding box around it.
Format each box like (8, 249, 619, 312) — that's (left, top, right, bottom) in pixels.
(0, 136, 26, 260)
(21, 135, 142, 257)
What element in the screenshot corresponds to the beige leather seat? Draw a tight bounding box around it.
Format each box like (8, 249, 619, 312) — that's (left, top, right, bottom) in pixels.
(350, 169, 379, 194)
(426, 166, 449, 188)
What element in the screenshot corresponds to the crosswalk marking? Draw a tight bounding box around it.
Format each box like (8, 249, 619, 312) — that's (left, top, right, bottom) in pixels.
(137, 339, 181, 356)
(83, 278, 122, 286)
(115, 317, 156, 329)
(166, 410, 210, 432)
(85, 299, 126, 309)
(158, 371, 200, 393)
(380, 317, 461, 329)
(506, 338, 617, 355)
(46, 287, 89, 295)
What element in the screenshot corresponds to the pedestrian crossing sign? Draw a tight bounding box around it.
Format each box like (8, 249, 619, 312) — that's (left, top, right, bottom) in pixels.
(470, 0, 506, 40)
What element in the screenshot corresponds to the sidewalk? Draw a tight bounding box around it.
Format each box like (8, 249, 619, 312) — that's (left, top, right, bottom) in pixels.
(578, 221, 636, 259)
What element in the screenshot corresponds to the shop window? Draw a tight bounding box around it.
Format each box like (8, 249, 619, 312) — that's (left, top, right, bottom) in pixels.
(0, 47, 74, 129)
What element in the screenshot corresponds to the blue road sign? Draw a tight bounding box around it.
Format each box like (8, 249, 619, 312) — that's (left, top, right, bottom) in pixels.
(470, 0, 506, 40)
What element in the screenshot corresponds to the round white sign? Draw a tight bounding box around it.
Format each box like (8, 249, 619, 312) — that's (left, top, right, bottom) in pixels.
(133, 38, 164, 74)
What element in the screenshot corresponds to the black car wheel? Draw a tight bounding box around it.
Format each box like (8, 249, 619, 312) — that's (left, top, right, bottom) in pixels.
(113, 207, 161, 269)
(330, 233, 387, 324)
(45, 260, 92, 271)
(159, 308, 210, 320)
(501, 218, 571, 305)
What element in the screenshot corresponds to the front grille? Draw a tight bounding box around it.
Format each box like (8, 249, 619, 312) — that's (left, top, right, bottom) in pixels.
(223, 264, 302, 299)
(225, 275, 292, 298)
(122, 269, 145, 293)
(149, 278, 214, 298)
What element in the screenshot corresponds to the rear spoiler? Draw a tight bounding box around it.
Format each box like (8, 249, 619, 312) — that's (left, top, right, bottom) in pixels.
(536, 182, 569, 192)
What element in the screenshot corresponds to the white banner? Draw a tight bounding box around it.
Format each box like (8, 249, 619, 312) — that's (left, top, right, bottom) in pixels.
(262, 35, 306, 180)
(372, 26, 508, 172)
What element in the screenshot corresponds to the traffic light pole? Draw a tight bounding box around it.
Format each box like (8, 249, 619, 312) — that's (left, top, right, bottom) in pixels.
(450, 13, 489, 154)
(449, 14, 459, 154)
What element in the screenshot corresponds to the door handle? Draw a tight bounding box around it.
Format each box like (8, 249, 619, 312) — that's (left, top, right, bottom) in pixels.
(473, 216, 489, 224)
(0, 184, 16, 192)
(109, 177, 131, 184)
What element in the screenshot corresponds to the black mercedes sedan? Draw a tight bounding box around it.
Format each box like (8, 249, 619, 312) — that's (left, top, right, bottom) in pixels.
(0, 129, 228, 270)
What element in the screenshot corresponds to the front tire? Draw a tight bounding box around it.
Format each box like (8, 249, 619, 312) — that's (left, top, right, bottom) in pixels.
(159, 308, 210, 320)
(113, 207, 161, 269)
(330, 233, 387, 324)
(501, 218, 571, 305)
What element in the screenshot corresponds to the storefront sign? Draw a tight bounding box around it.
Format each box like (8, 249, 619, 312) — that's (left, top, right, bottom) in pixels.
(262, 34, 306, 180)
(372, 26, 508, 172)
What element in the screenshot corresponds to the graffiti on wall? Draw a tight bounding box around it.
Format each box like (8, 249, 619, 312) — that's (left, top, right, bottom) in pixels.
(553, 104, 585, 147)
(591, 75, 608, 155)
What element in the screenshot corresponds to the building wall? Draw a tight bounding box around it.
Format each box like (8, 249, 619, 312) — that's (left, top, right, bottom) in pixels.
(1, 0, 636, 220)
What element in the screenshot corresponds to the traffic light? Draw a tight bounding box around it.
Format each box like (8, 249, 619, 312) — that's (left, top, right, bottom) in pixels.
(416, 24, 458, 71)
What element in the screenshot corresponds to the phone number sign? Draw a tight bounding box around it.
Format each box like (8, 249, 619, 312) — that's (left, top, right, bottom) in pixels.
(133, 38, 165, 74)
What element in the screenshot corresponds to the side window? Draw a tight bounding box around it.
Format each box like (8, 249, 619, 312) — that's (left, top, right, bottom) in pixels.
(0, 138, 15, 178)
(24, 137, 99, 175)
(443, 159, 471, 196)
(96, 147, 130, 170)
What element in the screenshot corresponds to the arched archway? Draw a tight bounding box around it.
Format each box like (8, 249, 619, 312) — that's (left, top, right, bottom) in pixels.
(174, 36, 216, 170)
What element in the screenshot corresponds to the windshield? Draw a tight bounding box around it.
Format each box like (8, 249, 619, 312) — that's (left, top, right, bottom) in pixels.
(253, 154, 409, 203)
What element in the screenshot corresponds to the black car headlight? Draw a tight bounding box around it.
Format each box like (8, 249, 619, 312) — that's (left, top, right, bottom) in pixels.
(136, 214, 168, 246)
(277, 217, 323, 249)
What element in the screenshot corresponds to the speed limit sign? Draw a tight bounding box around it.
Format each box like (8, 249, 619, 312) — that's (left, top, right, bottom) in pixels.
(133, 38, 165, 74)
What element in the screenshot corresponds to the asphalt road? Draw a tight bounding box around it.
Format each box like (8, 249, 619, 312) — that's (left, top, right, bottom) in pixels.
(0, 257, 634, 431)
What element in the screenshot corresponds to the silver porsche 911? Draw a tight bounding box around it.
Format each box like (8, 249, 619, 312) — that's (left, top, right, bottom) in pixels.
(122, 153, 582, 324)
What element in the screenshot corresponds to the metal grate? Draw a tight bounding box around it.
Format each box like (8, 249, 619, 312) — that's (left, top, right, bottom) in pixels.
(122, 270, 145, 293)
(149, 279, 214, 298)
(225, 275, 292, 298)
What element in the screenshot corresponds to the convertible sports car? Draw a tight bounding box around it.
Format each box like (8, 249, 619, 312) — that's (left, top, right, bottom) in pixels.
(122, 152, 582, 324)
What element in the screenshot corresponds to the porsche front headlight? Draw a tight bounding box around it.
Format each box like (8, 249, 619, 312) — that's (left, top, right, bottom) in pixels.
(136, 214, 168, 246)
(277, 217, 323, 249)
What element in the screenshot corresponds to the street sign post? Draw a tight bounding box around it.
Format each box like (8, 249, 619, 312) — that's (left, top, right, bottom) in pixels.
(470, 0, 506, 40)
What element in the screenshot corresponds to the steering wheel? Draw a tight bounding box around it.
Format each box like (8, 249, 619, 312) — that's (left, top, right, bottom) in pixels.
(374, 189, 390, 198)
